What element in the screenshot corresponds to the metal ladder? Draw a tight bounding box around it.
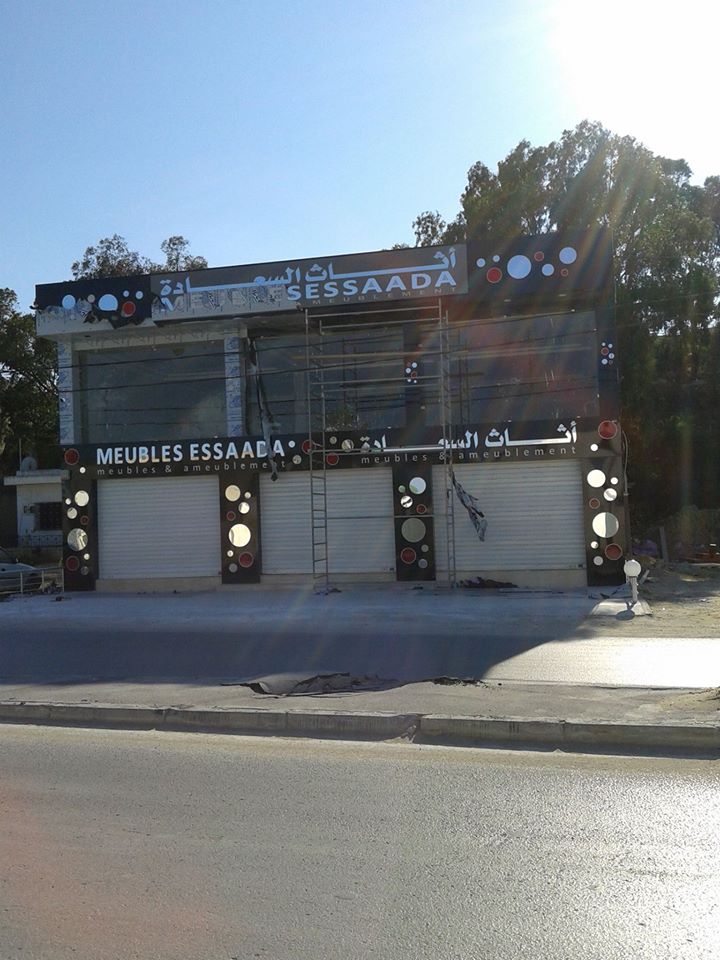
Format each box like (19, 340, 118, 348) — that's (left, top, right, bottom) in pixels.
(305, 310, 331, 594)
(438, 303, 457, 588)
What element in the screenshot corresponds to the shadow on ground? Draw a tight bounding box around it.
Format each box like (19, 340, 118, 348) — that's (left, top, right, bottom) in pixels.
(0, 585, 604, 689)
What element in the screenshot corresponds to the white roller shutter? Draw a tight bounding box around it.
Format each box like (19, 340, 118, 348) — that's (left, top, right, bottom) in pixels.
(433, 461, 585, 572)
(259, 472, 312, 574)
(260, 468, 394, 574)
(98, 476, 220, 579)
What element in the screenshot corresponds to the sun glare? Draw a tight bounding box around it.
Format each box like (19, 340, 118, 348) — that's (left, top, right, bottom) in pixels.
(547, 0, 717, 178)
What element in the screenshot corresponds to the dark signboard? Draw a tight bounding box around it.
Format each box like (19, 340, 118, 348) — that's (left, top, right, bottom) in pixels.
(36, 244, 467, 335)
(148, 243, 467, 323)
(467, 229, 613, 303)
(36, 275, 153, 336)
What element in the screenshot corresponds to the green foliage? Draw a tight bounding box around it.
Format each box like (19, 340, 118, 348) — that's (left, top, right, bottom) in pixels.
(0, 288, 58, 471)
(71, 234, 208, 279)
(404, 120, 720, 520)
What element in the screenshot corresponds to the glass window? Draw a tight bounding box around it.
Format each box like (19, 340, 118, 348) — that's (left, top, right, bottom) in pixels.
(427, 310, 599, 426)
(247, 327, 406, 434)
(78, 342, 227, 443)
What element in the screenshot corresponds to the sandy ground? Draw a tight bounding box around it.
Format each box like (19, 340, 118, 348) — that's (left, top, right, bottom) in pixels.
(591, 561, 720, 638)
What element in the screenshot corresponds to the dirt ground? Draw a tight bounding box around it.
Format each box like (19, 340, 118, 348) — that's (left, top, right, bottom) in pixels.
(592, 560, 720, 640)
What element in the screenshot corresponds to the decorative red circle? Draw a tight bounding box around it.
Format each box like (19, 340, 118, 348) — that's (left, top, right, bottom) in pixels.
(486, 267, 503, 283)
(561, 268, 569, 277)
(301, 439, 314, 454)
(80, 516, 89, 525)
(121, 301, 136, 317)
(64, 448, 79, 466)
(600, 346, 610, 356)
(416, 504, 427, 515)
(589, 497, 601, 509)
(239, 552, 255, 568)
(226, 511, 236, 521)
(326, 453, 339, 466)
(65, 556, 80, 571)
(533, 251, 544, 261)
(604, 543, 623, 561)
(400, 547, 417, 565)
(598, 420, 618, 440)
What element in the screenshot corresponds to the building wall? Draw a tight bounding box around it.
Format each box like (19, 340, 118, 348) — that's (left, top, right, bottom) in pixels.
(37, 232, 623, 590)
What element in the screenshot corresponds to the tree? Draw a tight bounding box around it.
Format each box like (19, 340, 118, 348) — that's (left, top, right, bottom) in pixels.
(0, 288, 57, 472)
(159, 235, 208, 273)
(404, 121, 720, 522)
(71, 234, 208, 279)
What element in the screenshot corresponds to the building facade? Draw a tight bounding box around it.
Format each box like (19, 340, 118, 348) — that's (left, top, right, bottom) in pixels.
(35, 230, 625, 591)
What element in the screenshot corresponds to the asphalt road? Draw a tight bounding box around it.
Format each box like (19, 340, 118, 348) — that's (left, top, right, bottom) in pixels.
(1, 725, 718, 960)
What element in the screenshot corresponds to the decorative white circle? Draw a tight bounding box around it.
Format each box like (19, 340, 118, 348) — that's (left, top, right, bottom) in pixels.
(604, 488, 618, 502)
(559, 246, 577, 264)
(610, 477, 619, 485)
(408, 477, 427, 495)
(421, 544, 429, 553)
(418, 559, 428, 569)
(542, 264, 555, 276)
(67, 528, 88, 551)
(586, 469, 606, 488)
(65, 498, 71, 505)
(507, 255, 532, 279)
(609, 353, 615, 359)
(341, 439, 354, 451)
(228, 524, 252, 548)
(602, 359, 608, 365)
(405, 368, 411, 375)
(288, 440, 296, 448)
(227, 550, 234, 557)
(400, 495, 413, 509)
(74, 490, 90, 507)
(136, 291, 144, 299)
(98, 293, 118, 311)
(83, 553, 90, 560)
(401, 518, 426, 543)
(592, 512, 620, 538)
(67, 507, 77, 519)
(476, 258, 486, 268)
(330, 436, 337, 444)
(492, 255, 500, 263)
(590, 540, 599, 549)
(87, 294, 96, 303)
(593, 556, 603, 566)
(123, 290, 129, 297)
(244, 491, 252, 499)
(229, 563, 238, 573)
(590, 443, 599, 452)
(225, 484, 241, 502)
(292, 455, 302, 464)
(79, 466, 86, 473)
(61, 294, 76, 310)
(411, 362, 417, 369)
(239, 502, 250, 514)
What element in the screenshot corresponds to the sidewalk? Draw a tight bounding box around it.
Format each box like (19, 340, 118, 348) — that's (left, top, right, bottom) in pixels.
(1, 579, 718, 755)
(1, 676, 718, 756)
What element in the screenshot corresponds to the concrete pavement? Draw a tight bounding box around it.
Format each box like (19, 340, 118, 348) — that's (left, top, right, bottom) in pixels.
(1, 585, 718, 755)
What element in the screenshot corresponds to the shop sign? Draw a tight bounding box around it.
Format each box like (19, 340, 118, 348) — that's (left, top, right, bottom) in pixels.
(36, 244, 467, 335)
(63, 419, 620, 479)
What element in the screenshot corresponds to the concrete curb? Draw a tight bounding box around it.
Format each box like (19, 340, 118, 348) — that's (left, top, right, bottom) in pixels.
(0, 701, 717, 756)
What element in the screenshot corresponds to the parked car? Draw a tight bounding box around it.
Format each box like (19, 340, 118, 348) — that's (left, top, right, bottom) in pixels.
(0, 547, 44, 594)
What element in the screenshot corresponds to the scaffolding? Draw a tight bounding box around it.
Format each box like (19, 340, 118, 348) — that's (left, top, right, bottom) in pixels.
(304, 298, 457, 593)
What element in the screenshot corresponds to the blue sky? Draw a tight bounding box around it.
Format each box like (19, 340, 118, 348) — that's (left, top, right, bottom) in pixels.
(2, 0, 716, 311)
